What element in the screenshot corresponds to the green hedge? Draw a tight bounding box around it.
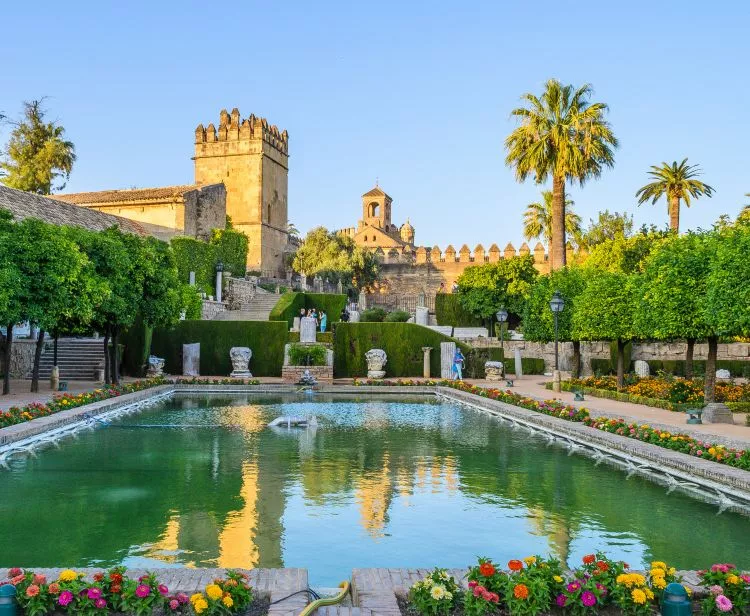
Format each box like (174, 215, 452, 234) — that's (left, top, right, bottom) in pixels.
(551, 381, 700, 412)
(211, 228, 249, 277)
(333, 322, 471, 378)
(269, 292, 348, 329)
(287, 331, 333, 344)
(120, 315, 152, 377)
(171, 237, 216, 295)
(435, 293, 483, 327)
(462, 348, 545, 378)
(151, 320, 287, 376)
(591, 357, 750, 378)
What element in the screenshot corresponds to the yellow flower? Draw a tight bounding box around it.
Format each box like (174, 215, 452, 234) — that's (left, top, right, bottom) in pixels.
(683, 586, 692, 596)
(430, 585, 446, 600)
(650, 568, 665, 578)
(727, 575, 740, 585)
(59, 570, 78, 582)
(668, 567, 676, 576)
(222, 596, 234, 608)
(632, 589, 647, 604)
(651, 577, 666, 590)
(524, 556, 537, 566)
(194, 599, 209, 614)
(206, 584, 223, 601)
(645, 589, 655, 601)
(554, 576, 563, 583)
(190, 593, 205, 605)
(651, 561, 667, 569)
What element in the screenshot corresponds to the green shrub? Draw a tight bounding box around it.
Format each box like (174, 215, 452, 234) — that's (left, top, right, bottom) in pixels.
(360, 307, 387, 322)
(333, 322, 470, 378)
(384, 310, 411, 322)
(151, 320, 287, 376)
(435, 293, 482, 327)
(463, 348, 545, 377)
(269, 292, 347, 328)
(269, 292, 306, 328)
(288, 343, 327, 366)
(646, 359, 750, 378)
(727, 402, 750, 414)
(120, 314, 152, 377)
(210, 228, 248, 277)
(170, 237, 215, 294)
(609, 340, 632, 373)
(287, 331, 332, 344)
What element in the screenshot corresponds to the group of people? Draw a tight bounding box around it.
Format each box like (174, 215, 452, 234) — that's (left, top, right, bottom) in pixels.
(300, 308, 328, 332)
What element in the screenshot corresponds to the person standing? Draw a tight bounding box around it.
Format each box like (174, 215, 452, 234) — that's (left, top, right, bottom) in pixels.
(452, 348, 465, 381)
(320, 311, 328, 333)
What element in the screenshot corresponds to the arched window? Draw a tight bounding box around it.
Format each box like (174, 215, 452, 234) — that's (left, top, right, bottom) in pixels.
(369, 202, 380, 218)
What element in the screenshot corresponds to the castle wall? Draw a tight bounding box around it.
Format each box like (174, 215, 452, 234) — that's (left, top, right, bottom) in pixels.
(88, 201, 184, 230)
(183, 184, 227, 241)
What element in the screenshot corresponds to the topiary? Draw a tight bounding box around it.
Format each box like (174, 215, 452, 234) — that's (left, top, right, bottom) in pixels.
(360, 308, 387, 322)
(384, 310, 411, 322)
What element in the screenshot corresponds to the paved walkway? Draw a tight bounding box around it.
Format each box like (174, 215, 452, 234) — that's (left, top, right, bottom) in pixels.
(465, 376, 750, 448)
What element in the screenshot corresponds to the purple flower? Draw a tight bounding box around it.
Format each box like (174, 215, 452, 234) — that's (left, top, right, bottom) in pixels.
(176, 593, 189, 605)
(581, 591, 597, 607)
(169, 599, 180, 610)
(87, 588, 103, 600)
(59, 591, 74, 606)
(95, 598, 107, 609)
(567, 582, 580, 593)
(135, 584, 151, 598)
(716, 595, 733, 612)
(556, 594, 567, 607)
(158, 584, 169, 596)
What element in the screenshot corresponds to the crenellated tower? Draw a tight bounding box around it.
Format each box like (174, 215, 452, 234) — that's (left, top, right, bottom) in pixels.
(194, 107, 289, 275)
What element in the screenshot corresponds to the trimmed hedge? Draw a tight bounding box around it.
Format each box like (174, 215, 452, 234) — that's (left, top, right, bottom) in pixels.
(120, 315, 152, 377)
(151, 320, 287, 376)
(591, 357, 750, 378)
(550, 381, 699, 412)
(462, 347, 545, 378)
(435, 293, 483, 327)
(269, 292, 348, 329)
(287, 331, 333, 344)
(333, 322, 471, 378)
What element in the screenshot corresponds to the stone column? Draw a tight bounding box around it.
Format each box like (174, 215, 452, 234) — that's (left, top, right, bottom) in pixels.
(440, 342, 456, 379)
(421, 347, 432, 378)
(215, 271, 223, 303)
(50, 366, 60, 391)
(189, 271, 196, 285)
(358, 290, 367, 310)
(514, 348, 523, 380)
(552, 369, 561, 393)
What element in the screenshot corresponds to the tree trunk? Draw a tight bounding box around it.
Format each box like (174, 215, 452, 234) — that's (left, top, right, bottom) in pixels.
(112, 328, 120, 386)
(30, 329, 45, 393)
(571, 340, 581, 379)
(685, 338, 695, 380)
(2, 324, 12, 395)
(704, 335, 718, 403)
(616, 339, 625, 390)
(103, 331, 110, 385)
(669, 194, 680, 233)
(551, 175, 567, 270)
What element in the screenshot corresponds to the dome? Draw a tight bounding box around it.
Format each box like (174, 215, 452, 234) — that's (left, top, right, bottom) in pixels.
(399, 219, 415, 243)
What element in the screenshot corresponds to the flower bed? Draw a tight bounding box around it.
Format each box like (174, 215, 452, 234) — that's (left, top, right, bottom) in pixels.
(1, 567, 263, 616)
(402, 554, 750, 616)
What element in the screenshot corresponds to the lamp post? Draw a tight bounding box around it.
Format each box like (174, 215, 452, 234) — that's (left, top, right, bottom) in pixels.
(215, 260, 224, 303)
(549, 290, 565, 392)
(495, 307, 508, 356)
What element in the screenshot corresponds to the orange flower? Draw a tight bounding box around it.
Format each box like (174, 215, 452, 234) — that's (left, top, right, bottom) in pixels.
(583, 554, 596, 565)
(513, 584, 529, 600)
(48, 583, 61, 595)
(596, 561, 609, 572)
(508, 560, 524, 571)
(479, 562, 496, 577)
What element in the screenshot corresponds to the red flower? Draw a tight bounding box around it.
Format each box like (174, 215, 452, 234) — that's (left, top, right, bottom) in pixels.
(508, 560, 524, 571)
(513, 584, 529, 600)
(582, 554, 596, 565)
(110, 584, 122, 594)
(110, 572, 123, 583)
(479, 562, 496, 577)
(93, 573, 104, 582)
(596, 561, 609, 572)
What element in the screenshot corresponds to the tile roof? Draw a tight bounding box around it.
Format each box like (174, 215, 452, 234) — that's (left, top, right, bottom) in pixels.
(52, 184, 197, 205)
(362, 186, 391, 199)
(0, 185, 152, 235)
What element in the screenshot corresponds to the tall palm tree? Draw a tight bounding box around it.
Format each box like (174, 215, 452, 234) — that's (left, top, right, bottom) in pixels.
(523, 190, 581, 246)
(635, 159, 714, 233)
(505, 79, 617, 270)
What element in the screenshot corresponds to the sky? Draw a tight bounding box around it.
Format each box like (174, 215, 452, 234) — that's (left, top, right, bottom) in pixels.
(1, 0, 748, 249)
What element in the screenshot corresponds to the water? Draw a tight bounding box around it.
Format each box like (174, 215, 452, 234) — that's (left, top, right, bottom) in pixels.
(1, 393, 748, 586)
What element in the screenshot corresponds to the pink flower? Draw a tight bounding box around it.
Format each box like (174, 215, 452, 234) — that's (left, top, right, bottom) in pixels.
(7, 568, 22, 578)
(468, 581, 478, 588)
(135, 584, 151, 598)
(481, 590, 493, 600)
(711, 564, 730, 573)
(556, 594, 567, 607)
(32, 574, 46, 585)
(473, 585, 485, 597)
(716, 595, 733, 612)
(169, 599, 180, 610)
(158, 584, 169, 596)
(176, 593, 189, 605)
(567, 582, 580, 592)
(87, 588, 103, 600)
(95, 598, 107, 609)
(740, 575, 750, 584)
(59, 591, 74, 606)
(710, 585, 724, 595)
(581, 591, 597, 607)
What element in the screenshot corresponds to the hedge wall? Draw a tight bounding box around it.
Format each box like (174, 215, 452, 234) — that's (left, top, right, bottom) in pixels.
(171, 237, 215, 295)
(120, 315, 152, 377)
(269, 292, 348, 329)
(211, 228, 249, 278)
(151, 320, 287, 376)
(435, 293, 483, 327)
(333, 322, 471, 378)
(590, 357, 750, 378)
(462, 347, 545, 377)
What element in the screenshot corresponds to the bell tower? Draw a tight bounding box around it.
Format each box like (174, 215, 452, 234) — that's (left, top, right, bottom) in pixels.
(361, 185, 392, 231)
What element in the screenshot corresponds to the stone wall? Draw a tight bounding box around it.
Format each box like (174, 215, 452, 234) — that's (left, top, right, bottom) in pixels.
(183, 184, 227, 241)
(0, 339, 37, 378)
(200, 300, 228, 320)
(281, 365, 333, 383)
(226, 277, 257, 309)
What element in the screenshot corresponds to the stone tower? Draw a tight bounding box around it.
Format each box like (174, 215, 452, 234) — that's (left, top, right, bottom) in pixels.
(193, 108, 289, 276)
(361, 186, 393, 232)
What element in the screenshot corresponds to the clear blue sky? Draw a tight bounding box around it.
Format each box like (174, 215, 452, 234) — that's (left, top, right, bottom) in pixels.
(2, 0, 748, 249)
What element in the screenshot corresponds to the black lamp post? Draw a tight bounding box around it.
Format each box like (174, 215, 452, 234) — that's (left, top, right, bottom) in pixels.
(495, 307, 508, 355)
(549, 290, 565, 370)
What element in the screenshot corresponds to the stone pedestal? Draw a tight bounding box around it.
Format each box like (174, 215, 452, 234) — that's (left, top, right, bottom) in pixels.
(183, 343, 200, 376)
(440, 342, 456, 379)
(415, 306, 429, 326)
(514, 348, 523, 380)
(485, 361, 504, 381)
(229, 347, 252, 377)
(349, 311, 360, 323)
(215, 270, 223, 303)
(421, 347, 432, 378)
(552, 369, 561, 393)
(50, 365, 60, 391)
(702, 403, 734, 424)
(300, 317, 317, 343)
(634, 360, 650, 378)
(365, 349, 387, 379)
(147, 356, 165, 377)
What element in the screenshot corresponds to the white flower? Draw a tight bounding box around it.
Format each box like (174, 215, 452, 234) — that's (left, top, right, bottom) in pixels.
(430, 585, 446, 600)
(440, 571, 450, 581)
(423, 577, 434, 587)
(445, 591, 453, 601)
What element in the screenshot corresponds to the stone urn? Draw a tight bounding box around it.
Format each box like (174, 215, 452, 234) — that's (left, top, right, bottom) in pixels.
(147, 355, 165, 377)
(229, 347, 252, 377)
(484, 361, 504, 381)
(365, 349, 387, 379)
(634, 360, 650, 378)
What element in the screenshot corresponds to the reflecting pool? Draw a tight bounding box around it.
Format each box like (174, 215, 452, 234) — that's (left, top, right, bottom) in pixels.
(1, 393, 748, 585)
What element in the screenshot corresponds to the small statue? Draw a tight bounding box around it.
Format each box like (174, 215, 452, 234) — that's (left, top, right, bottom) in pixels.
(147, 356, 165, 377)
(298, 369, 318, 386)
(229, 347, 252, 377)
(365, 349, 387, 379)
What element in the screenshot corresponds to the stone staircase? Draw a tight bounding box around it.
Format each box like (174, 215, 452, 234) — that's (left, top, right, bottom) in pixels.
(37, 337, 106, 381)
(213, 291, 281, 321)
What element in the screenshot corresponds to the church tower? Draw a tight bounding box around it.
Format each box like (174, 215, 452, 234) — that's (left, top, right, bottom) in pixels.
(193, 108, 289, 276)
(361, 186, 393, 233)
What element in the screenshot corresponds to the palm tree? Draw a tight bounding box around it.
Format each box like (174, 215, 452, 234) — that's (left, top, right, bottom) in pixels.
(635, 159, 714, 233)
(505, 79, 617, 270)
(523, 190, 581, 246)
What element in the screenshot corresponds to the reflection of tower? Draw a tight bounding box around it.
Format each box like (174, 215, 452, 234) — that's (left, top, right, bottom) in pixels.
(355, 453, 393, 537)
(218, 461, 260, 567)
(528, 506, 572, 564)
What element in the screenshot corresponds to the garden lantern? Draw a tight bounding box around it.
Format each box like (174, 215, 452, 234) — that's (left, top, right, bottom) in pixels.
(495, 307, 508, 354)
(0, 584, 17, 616)
(549, 291, 565, 370)
(661, 583, 691, 616)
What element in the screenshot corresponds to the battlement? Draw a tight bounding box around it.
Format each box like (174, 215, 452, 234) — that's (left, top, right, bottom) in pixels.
(411, 241, 567, 265)
(194, 107, 288, 155)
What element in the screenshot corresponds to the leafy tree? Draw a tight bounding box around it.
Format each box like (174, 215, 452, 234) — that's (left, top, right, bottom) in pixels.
(523, 190, 581, 246)
(573, 270, 637, 388)
(293, 226, 379, 290)
(635, 158, 714, 233)
(0, 99, 76, 194)
(583, 228, 668, 274)
(0, 213, 24, 395)
(456, 257, 538, 335)
(505, 79, 617, 270)
(522, 267, 587, 377)
(139, 237, 183, 330)
(635, 233, 713, 379)
(577, 210, 633, 248)
(705, 224, 750, 403)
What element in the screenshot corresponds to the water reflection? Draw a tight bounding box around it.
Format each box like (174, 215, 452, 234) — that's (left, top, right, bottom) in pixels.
(1, 393, 748, 585)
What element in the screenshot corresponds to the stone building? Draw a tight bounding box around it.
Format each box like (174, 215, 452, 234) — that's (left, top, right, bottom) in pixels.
(51, 107, 290, 276)
(339, 186, 415, 249)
